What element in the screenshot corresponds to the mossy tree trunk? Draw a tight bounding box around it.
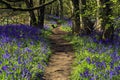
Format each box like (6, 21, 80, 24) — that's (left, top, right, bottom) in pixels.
(59, 0, 63, 19)
(94, 0, 101, 31)
(25, 0, 37, 26)
(71, 0, 80, 34)
(38, 0, 45, 29)
(81, 0, 94, 34)
(100, 0, 114, 41)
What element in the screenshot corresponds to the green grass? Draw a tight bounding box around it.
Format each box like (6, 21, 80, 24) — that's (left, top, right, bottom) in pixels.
(60, 25, 72, 32)
(64, 35, 120, 80)
(0, 24, 53, 80)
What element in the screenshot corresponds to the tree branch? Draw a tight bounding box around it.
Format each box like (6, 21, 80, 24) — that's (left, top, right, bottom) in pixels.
(0, 0, 12, 8)
(5, 0, 24, 2)
(0, 0, 57, 11)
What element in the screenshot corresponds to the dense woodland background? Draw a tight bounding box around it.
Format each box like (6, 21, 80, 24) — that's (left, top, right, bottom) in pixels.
(0, 0, 120, 80)
(0, 0, 120, 41)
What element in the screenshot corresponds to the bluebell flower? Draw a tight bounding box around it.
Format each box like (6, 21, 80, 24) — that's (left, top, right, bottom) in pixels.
(41, 46, 47, 54)
(2, 52, 11, 59)
(114, 66, 120, 75)
(38, 63, 44, 71)
(24, 47, 32, 53)
(21, 68, 31, 79)
(30, 41, 34, 45)
(95, 62, 105, 69)
(1, 36, 12, 43)
(2, 65, 8, 71)
(86, 57, 91, 64)
(0, 70, 2, 74)
(110, 51, 119, 62)
(80, 69, 92, 78)
(0, 61, 2, 64)
(102, 61, 106, 68)
(29, 57, 33, 62)
(44, 25, 50, 30)
(90, 77, 95, 80)
(83, 70, 89, 77)
(67, 20, 72, 27)
(109, 70, 114, 79)
(17, 42, 23, 48)
(93, 38, 97, 43)
(23, 60, 29, 65)
(110, 61, 114, 69)
(18, 56, 22, 64)
(12, 67, 16, 71)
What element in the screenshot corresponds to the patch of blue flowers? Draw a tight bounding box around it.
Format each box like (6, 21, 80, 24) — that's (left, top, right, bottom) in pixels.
(0, 24, 51, 80)
(66, 30, 120, 80)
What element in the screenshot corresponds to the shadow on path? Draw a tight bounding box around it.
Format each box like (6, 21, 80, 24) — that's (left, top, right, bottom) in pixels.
(43, 27, 75, 80)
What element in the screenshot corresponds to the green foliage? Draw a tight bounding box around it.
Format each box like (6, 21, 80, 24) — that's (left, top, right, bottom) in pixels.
(60, 26, 72, 32)
(82, 0, 97, 17)
(64, 35, 120, 80)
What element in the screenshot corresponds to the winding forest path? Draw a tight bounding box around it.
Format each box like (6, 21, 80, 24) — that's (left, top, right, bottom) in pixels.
(43, 27, 75, 80)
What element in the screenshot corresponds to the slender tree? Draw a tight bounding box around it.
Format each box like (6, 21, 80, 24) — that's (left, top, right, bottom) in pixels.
(38, 0, 45, 29)
(58, 0, 63, 19)
(94, 0, 101, 31)
(71, 0, 80, 34)
(100, 0, 114, 41)
(0, 0, 57, 28)
(81, 0, 94, 34)
(25, 0, 37, 26)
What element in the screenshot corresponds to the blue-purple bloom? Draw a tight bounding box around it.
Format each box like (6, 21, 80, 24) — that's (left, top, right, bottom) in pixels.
(2, 65, 8, 71)
(21, 68, 31, 79)
(109, 70, 114, 79)
(38, 63, 44, 70)
(24, 47, 32, 53)
(110, 61, 114, 69)
(80, 69, 93, 78)
(114, 66, 120, 75)
(2, 53, 11, 59)
(0, 70, 2, 74)
(0, 61, 2, 64)
(102, 61, 106, 68)
(86, 57, 91, 64)
(95, 61, 106, 69)
(0, 24, 50, 80)
(18, 56, 22, 64)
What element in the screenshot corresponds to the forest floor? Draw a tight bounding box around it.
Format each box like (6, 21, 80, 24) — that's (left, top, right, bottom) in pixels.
(43, 27, 75, 80)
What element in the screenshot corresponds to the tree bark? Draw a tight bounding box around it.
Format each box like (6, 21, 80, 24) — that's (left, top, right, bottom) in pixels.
(56, 5, 59, 16)
(79, 0, 83, 29)
(72, 0, 80, 34)
(0, 0, 57, 11)
(81, 0, 94, 34)
(94, 0, 101, 31)
(38, 0, 45, 29)
(58, 0, 63, 19)
(25, 0, 37, 26)
(100, 0, 114, 41)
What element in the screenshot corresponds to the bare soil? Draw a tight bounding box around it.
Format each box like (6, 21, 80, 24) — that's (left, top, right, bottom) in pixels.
(43, 27, 75, 80)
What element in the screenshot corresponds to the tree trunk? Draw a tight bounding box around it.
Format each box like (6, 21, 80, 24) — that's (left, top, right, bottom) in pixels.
(38, 0, 45, 29)
(100, 0, 114, 41)
(94, 0, 101, 31)
(81, 0, 94, 34)
(72, 0, 80, 34)
(25, 0, 37, 26)
(56, 5, 59, 16)
(58, 0, 63, 19)
(79, 0, 83, 29)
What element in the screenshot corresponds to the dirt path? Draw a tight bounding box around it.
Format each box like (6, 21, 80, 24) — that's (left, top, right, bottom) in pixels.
(43, 27, 75, 80)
